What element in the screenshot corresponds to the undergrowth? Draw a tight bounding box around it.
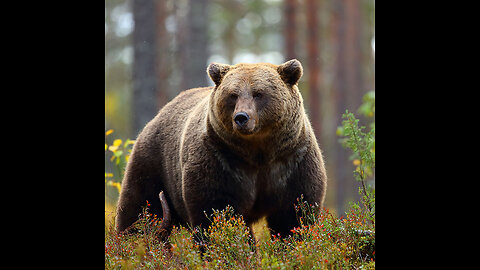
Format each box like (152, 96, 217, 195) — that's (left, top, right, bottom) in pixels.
(105, 199, 375, 269)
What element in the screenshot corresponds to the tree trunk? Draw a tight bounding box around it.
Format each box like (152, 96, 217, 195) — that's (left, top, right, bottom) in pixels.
(305, 0, 322, 141)
(284, 0, 297, 60)
(132, 0, 158, 135)
(156, 0, 169, 108)
(183, 0, 209, 89)
(332, 0, 348, 216)
(345, 0, 363, 114)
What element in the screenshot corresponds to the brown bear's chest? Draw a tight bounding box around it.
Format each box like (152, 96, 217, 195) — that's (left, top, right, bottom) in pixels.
(218, 145, 307, 221)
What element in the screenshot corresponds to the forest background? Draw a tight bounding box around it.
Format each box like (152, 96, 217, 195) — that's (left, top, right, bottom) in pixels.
(105, 0, 375, 216)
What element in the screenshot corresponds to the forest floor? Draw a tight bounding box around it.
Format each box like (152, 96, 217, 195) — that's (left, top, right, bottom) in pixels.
(105, 199, 375, 269)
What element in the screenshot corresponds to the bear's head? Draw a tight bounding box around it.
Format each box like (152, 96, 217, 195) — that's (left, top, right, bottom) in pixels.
(207, 59, 304, 141)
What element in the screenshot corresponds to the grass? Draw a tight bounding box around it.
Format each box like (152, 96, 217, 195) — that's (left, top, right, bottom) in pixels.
(105, 198, 375, 269)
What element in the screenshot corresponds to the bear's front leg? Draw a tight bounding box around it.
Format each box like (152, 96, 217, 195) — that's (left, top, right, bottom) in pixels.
(266, 204, 299, 237)
(181, 168, 232, 251)
(183, 182, 235, 229)
(181, 161, 251, 228)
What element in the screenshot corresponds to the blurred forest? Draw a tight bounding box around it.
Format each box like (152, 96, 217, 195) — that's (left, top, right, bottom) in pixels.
(105, 0, 375, 215)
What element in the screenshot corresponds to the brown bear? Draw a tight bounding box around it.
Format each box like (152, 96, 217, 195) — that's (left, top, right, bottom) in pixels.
(115, 59, 327, 238)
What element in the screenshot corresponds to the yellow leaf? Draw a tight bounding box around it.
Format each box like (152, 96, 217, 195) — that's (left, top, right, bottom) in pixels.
(107, 181, 122, 193)
(105, 129, 114, 136)
(105, 173, 113, 178)
(113, 139, 122, 147)
(105, 144, 108, 151)
(353, 159, 361, 166)
(108, 145, 119, 152)
(124, 139, 135, 148)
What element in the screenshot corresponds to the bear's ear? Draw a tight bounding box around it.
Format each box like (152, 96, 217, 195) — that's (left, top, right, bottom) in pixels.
(207, 63, 231, 86)
(277, 59, 303, 86)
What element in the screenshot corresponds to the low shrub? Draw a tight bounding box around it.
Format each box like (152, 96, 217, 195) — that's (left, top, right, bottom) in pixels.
(105, 197, 375, 269)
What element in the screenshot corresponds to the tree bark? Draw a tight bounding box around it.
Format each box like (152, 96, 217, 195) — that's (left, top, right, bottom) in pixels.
(284, 0, 297, 60)
(156, 0, 169, 108)
(332, 0, 348, 216)
(305, 0, 322, 141)
(132, 0, 158, 135)
(183, 0, 209, 89)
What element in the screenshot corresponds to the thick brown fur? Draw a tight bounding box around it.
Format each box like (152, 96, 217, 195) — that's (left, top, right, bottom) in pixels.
(116, 59, 327, 238)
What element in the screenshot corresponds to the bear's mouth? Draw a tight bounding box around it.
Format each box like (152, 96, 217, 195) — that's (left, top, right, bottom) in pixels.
(236, 128, 255, 135)
(232, 118, 257, 136)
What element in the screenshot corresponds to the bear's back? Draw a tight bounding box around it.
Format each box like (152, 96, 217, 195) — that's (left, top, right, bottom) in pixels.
(159, 86, 212, 124)
(143, 86, 212, 140)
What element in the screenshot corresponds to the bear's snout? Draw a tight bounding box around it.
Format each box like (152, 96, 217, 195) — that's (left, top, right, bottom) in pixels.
(234, 112, 249, 127)
(232, 96, 257, 135)
(232, 109, 256, 135)
(233, 111, 255, 135)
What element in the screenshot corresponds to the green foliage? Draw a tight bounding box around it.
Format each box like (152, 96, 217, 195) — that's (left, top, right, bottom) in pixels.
(170, 226, 203, 269)
(339, 111, 375, 177)
(337, 91, 375, 226)
(203, 206, 256, 269)
(358, 90, 375, 119)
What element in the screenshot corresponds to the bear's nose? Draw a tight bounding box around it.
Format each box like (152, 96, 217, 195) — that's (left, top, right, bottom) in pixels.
(234, 112, 249, 127)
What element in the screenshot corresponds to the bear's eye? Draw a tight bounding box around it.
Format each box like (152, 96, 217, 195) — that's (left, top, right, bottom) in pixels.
(229, 93, 238, 100)
(253, 92, 263, 99)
